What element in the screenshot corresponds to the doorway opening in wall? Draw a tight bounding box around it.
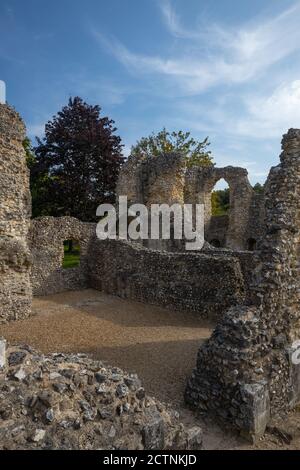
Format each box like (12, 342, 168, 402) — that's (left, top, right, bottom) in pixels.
(62, 240, 80, 269)
(208, 179, 230, 248)
(211, 179, 230, 216)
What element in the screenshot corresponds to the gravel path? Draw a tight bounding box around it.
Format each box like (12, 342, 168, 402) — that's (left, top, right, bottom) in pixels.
(0, 289, 213, 407)
(2, 289, 299, 450)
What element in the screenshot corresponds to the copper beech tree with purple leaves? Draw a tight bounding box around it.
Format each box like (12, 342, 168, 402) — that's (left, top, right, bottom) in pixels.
(30, 97, 124, 221)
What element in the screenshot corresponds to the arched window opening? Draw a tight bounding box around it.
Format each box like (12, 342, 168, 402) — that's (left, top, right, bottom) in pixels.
(62, 239, 80, 269)
(211, 179, 230, 216)
(207, 178, 230, 248)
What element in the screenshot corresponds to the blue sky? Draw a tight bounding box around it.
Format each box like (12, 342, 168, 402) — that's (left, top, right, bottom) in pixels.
(1, 0, 300, 185)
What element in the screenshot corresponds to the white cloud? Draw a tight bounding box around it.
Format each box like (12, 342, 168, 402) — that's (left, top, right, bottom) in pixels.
(159, 0, 200, 40)
(93, 1, 300, 94)
(160, 0, 300, 67)
(235, 80, 300, 138)
(168, 79, 300, 140)
(91, 0, 300, 180)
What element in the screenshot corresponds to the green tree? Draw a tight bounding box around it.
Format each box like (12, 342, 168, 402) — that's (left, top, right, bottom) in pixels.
(23, 137, 52, 218)
(131, 128, 214, 168)
(253, 182, 264, 194)
(211, 188, 230, 216)
(23, 137, 36, 167)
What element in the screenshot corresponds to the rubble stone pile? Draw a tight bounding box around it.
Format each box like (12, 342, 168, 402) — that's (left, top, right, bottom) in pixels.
(0, 339, 202, 450)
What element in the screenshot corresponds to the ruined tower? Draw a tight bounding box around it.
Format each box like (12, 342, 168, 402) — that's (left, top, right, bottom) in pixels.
(185, 129, 300, 441)
(0, 103, 32, 322)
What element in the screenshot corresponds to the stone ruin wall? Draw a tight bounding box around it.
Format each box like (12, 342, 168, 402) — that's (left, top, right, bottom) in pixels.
(117, 152, 187, 252)
(0, 105, 203, 450)
(205, 191, 265, 250)
(119, 153, 266, 252)
(184, 165, 265, 251)
(0, 104, 32, 322)
(0, 341, 202, 450)
(29, 216, 94, 296)
(136, 152, 186, 206)
(27, 151, 262, 317)
(28, 216, 255, 319)
(88, 238, 249, 320)
(185, 129, 300, 440)
(1, 100, 300, 442)
(25, 150, 256, 316)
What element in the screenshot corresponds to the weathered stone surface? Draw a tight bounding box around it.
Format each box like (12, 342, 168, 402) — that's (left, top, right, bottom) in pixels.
(185, 165, 259, 251)
(88, 238, 246, 319)
(0, 341, 202, 450)
(29, 218, 255, 319)
(117, 152, 265, 251)
(185, 128, 300, 441)
(1, 100, 300, 443)
(0, 104, 32, 323)
(142, 409, 165, 450)
(28, 216, 94, 296)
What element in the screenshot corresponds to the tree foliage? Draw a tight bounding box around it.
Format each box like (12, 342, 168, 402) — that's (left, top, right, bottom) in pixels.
(253, 182, 264, 194)
(131, 128, 214, 168)
(212, 188, 230, 216)
(30, 97, 124, 221)
(23, 137, 36, 167)
(211, 182, 265, 216)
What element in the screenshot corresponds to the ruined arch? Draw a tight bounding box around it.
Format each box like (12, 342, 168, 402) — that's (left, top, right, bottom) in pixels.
(185, 166, 254, 250)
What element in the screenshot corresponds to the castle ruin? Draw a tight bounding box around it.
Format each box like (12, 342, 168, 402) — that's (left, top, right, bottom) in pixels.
(0, 102, 299, 442)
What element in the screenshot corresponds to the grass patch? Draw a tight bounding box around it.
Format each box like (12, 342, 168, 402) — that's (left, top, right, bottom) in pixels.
(62, 242, 80, 269)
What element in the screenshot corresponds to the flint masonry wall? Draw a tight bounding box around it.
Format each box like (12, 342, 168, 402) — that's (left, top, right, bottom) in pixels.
(206, 215, 229, 247)
(118, 153, 265, 251)
(0, 341, 202, 450)
(137, 152, 186, 206)
(185, 129, 300, 441)
(29, 217, 94, 296)
(0, 104, 32, 322)
(2, 100, 299, 442)
(88, 238, 247, 319)
(29, 215, 254, 318)
(184, 166, 262, 250)
(117, 152, 187, 252)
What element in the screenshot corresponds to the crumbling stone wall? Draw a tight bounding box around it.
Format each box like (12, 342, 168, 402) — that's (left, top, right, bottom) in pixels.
(206, 215, 229, 248)
(0, 340, 202, 450)
(117, 152, 186, 251)
(117, 154, 265, 251)
(184, 166, 256, 250)
(0, 104, 32, 322)
(185, 129, 300, 441)
(117, 152, 186, 206)
(29, 214, 255, 319)
(29, 217, 94, 296)
(245, 192, 265, 250)
(136, 153, 186, 206)
(116, 154, 144, 204)
(88, 238, 250, 319)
